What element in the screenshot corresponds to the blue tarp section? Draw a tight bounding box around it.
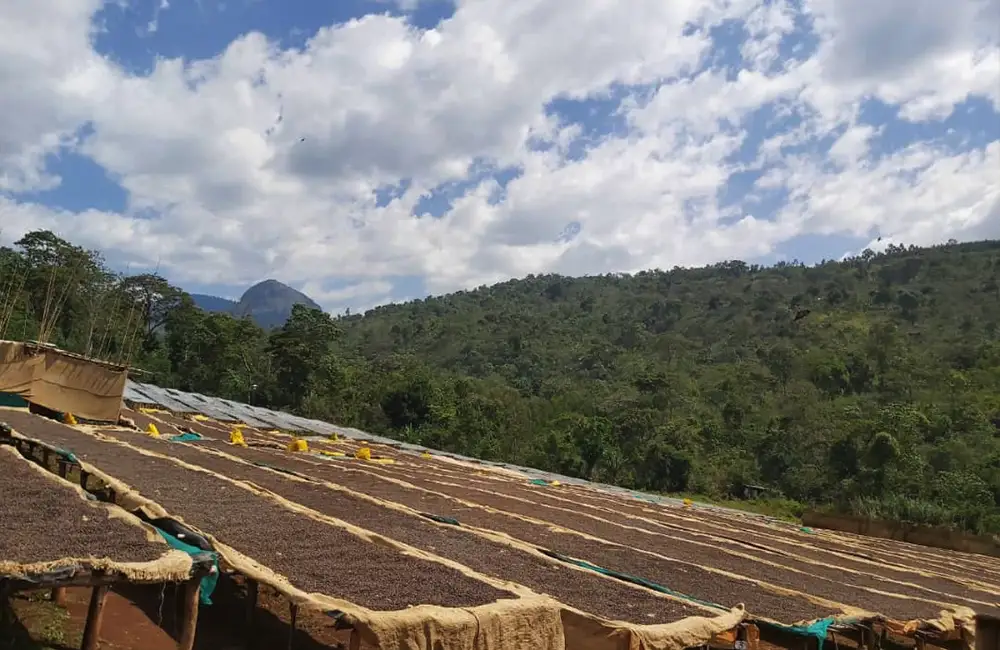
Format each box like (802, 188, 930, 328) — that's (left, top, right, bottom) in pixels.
(419, 512, 461, 526)
(54, 447, 79, 464)
(166, 432, 203, 443)
(763, 617, 839, 649)
(0, 393, 28, 407)
(154, 528, 218, 605)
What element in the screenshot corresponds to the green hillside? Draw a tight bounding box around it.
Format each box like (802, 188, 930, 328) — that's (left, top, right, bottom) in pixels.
(3, 231, 1000, 534)
(329, 240, 1000, 532)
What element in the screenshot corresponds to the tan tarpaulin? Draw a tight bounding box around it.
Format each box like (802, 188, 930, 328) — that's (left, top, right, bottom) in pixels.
(0, 341, 126, 422)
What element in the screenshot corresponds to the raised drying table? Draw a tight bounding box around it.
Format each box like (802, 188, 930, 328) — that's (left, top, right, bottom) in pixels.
(0, 442, 213, 650)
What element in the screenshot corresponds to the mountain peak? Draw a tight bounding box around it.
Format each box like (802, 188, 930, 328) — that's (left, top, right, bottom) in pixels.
(234, 280, 321, 328)
(253, 279, 288, 290)
(190, 280, 321, 328)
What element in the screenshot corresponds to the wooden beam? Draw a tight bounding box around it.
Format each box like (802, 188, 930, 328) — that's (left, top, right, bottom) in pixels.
(80, 585, 110, 650)
(177, 580, 200, 650)
(7, 571, 134, 592)
(349, 629, 362, 650)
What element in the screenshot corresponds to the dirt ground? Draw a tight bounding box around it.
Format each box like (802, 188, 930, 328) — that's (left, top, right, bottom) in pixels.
(0, 576, 360, 650)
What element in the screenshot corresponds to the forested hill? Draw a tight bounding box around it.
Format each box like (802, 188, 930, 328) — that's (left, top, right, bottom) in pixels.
(340, 240, 1000, 390)
(331, 239, 1000, 536)
(2, 230, 1000, 535)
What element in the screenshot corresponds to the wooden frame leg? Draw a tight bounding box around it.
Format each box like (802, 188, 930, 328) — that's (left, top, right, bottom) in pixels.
(287, 602, 298, 650)
(244, 578, 258, 648)
(51, 587, 67, 607)
(977, 616, 1000, 650)
(0, 581, 11, 629)
(80, 585, 110, 650)
(349, 629, 361, 650)
(178, 580, 200, 650)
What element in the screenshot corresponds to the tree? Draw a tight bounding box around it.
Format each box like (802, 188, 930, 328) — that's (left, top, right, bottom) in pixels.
(267, 304, 340, 408)
(123, 274, 187, 336)
(14, 230, 105, 345)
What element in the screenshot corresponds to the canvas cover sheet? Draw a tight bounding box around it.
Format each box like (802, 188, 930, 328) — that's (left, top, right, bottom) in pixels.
(0, 341, 126, 422)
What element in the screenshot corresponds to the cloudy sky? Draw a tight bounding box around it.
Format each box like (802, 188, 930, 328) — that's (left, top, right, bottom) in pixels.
(1, 0, 998, 312)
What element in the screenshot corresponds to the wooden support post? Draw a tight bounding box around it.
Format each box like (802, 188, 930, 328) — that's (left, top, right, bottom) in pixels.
(57, 460, 67, 479)
(741, 623, 760, 650)
(977, 615, 1000, 650)
(51, 587, 67, 607)
(0, 581, 11, 629)
(177, 580, 200, 650)
(244, 578, 259, 644)
(80, 585, 110, 650)
(41, 447, 50, 469)
(860, 624, 876, 650)
(349, 629, 362, 650)
(80, 470, 90, 491)
(287, 602, 298, 650)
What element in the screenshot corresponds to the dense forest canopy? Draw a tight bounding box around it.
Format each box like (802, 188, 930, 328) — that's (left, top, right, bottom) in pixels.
(3, 230, 1000, 534)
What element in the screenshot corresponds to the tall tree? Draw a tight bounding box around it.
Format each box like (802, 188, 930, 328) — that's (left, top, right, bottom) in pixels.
(267, 304, 340, 408)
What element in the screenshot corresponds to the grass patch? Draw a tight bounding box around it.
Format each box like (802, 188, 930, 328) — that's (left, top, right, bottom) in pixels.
(1, 593, 79, 650)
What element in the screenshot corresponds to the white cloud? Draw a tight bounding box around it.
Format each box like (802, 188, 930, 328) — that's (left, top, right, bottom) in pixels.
(0, 0, 997, 311)
(0, 0, 109, 191)
(805, 0, 1000, 120)
(301, 280, 395, 315)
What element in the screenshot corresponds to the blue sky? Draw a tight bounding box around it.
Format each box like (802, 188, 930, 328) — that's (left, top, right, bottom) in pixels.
(2, 0, 997, 311)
